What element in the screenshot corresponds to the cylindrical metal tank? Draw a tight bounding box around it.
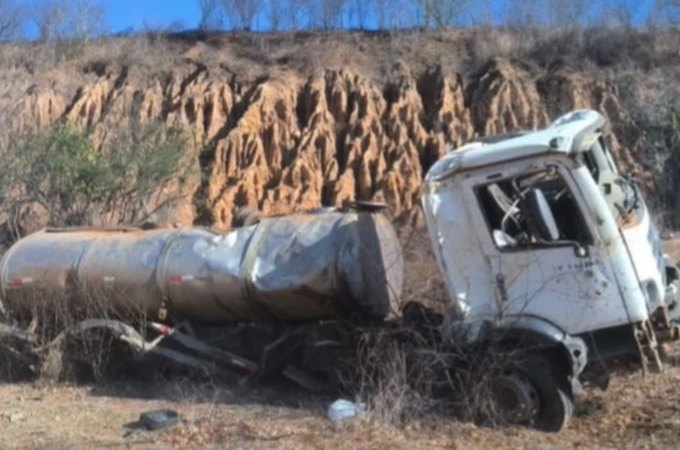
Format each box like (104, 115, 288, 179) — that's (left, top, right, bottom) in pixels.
(0, 211, 403, 324)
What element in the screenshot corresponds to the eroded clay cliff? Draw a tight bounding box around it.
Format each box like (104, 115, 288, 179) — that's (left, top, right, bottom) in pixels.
(0, 38, 651, 229)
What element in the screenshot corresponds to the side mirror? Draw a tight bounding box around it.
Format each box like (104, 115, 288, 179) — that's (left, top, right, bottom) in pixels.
(525, 188, 560, 242)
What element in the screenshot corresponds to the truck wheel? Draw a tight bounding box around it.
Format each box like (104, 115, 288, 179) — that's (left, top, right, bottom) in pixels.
(490, 355, 573, 432)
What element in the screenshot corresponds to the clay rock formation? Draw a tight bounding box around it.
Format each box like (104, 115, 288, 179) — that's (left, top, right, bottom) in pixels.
(196, 63, 477, 227)
(0, 56, 649, 229)
(467, 59, 549, 136)
(537, 69, 647, 181)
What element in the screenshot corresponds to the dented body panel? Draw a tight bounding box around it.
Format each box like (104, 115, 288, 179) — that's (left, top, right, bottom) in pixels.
(0, 212, 403, 324)
(424, 156, 647, 337)
(423, 109, 678, 373)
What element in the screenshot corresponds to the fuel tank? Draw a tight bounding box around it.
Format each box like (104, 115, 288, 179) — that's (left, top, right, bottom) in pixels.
(0, 211, 403, 324)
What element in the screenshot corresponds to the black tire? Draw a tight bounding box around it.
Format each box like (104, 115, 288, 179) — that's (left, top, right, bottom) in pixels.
(491, 354, 573, 432)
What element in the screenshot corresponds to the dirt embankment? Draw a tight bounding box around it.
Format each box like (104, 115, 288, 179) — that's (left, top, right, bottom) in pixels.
(0, 31, 658, 230)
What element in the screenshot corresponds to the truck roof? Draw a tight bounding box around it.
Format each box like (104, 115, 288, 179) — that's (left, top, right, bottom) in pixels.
(425, 110, 606, 182)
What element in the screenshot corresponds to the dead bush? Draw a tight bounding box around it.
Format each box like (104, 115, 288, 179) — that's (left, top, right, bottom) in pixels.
(652, 102, 680, 227)
(0, 285, 152, 383)
(440, 337, 522, 427)
(348, 327, 442, 425)
(343, 305, 567, 430)
(461, 26, 680, 73)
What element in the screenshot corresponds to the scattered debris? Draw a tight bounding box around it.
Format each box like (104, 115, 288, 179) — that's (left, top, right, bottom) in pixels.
(139, 409, 180, 431)
(125, 409, 180, 437)
(1, 410, 26, 423)
(327, 399, 365, 422)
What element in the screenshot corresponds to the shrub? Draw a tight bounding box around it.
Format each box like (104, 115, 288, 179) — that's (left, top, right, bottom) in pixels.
(0, 120, 194, 231)
(350, 327, 442, 425)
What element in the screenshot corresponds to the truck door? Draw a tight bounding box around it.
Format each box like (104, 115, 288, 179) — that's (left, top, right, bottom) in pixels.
(467, 163, 623, 335)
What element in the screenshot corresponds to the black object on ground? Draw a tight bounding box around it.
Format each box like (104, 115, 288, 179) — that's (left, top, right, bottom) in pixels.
(139, 409, 180, 431)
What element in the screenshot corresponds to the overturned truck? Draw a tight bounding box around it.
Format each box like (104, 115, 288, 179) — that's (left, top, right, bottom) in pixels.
(0, 209, 403, 388)
(1, 210, 402, 323)
(2, 110, 680, 432)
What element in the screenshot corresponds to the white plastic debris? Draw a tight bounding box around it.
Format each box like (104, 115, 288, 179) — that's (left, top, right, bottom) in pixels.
(327, 399, 365, 422)
(1, 410, 26, 423)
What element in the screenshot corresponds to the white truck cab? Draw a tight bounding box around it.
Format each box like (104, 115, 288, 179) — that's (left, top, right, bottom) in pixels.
(422, 110, 680, 430)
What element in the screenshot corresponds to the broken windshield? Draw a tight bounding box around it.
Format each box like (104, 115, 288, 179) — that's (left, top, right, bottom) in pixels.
(579, 137, 641, 225)
(476, 167, 592, 250)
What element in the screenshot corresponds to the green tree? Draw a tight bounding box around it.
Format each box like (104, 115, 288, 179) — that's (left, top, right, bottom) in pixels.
(0, 121, 193, 229)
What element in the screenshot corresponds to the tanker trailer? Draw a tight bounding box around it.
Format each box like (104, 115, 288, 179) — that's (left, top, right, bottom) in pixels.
(0, 208, 403, 388)
(0, 209, 403, 324)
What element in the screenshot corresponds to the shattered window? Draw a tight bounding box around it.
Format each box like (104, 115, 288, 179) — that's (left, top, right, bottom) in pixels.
(476, 168, 591, 250)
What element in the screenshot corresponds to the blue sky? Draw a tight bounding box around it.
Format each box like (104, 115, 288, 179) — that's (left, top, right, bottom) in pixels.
(101, 0, 657, 32)
(21, 0, 659, 35)
(104, 0, 200, 33)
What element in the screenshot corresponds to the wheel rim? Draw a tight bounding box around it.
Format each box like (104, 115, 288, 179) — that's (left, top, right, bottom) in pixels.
(491, 371, 540, 424)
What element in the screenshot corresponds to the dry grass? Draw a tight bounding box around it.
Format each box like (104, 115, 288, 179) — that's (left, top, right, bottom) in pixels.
(0, 349, 679, 449)
(0, 234, 680, 448)
(0, 26, 678, 92)
(348, 327, 441, 425)
(0, 287, 152, 384)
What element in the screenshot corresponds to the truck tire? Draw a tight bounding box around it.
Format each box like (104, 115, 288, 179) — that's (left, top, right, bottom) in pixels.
(490, 354, 573, 432)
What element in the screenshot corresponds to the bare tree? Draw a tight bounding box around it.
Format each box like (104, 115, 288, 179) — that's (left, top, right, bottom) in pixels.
(654, 0, 680, 24)
(376, 0, 415, 29)
(501, 0, 594, 28)
(283, 0, 299, 29)
(267, 0, 285, 31)
(314, 0, 346, 29)
(0, 0, 23, 41)
(197, 0, 223, 30)
(375, 0, 387, 29)
(546, 0, 589, 27)
(436, 0, 469, 28)
(221, 0, 262, 30)
(467, 0, 496, 26)
(33, 0, 65, 41)
(65, 0, 105, 39)
(502, 0, 546, 27)
(416, 0, 469, 29)
(284, 0, 306, 29)
(33, 0, 105, 41)
(354, 0, 370, 29)
(589, 0, 636, 26)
